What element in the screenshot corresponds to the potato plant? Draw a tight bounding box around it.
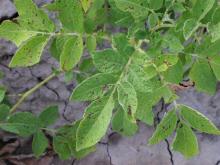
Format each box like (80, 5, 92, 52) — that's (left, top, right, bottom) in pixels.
(0, 0, 220, 160)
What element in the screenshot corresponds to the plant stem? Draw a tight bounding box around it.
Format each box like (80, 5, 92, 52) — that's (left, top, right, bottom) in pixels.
(9, 73, 57, 114)
(151, 23, 176, 32)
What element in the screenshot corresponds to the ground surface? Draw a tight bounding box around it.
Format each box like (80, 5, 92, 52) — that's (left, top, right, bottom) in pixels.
(0, 0, 220, 165)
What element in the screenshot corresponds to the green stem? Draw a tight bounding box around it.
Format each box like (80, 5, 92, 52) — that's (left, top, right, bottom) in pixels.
(9, 73, 57, 114)
(151, 23, 176, 32)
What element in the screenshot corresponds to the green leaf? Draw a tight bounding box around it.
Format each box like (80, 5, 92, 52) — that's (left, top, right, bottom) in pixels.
(128, 64, 154, 92)
(14, 0, 55, 32)
(53, 130, 72, 160)
(71, 73, 118, 101)
(149, 109, 177, 145)
(60, 36, 83, 71)
(0, 104, 10, 122)
(149, 0, 164, 10)
(148, 13, 159, 29)
(92, 49, 126, 73)
(9, 35, 50, 67)
(117, 81, 137, 116)
(192, 0, 215, 21)
(50, 35, 70, 61)
(50, 38, 60, 60)
(127, 51, 158, 92)
(136, 85, 174, 125)
(135, 92, 154, 125)
(109, 1, 134, 27)
(53, 123, 95, 160)
(162, 33, 184, 53)
(32, 130, 48, 158)
(2, 112, 39, 137)
(39, 106, 59, 127)
(112, 107, 138, 136)
(209, 55, 220, 80)
(163, 60, 183, 84)
(45, 0, 84, 33)
(86, 35, 97, 53)
(183, 18, 200, 40)
(71, 121, 96, 159)
(83, 0, 106, 33)
(0, 86, 6, 103)
(172, 122, 199, 158)
(0, 21, 37, 46)
(76, 58, 96, 83)
(210, 23, 220, 42)
(81, 0, 92, 12)
(64, 71, 74, 83)
(171, 2, 186, 13)
(76, 96, 115, 150)
(112, 33, 134, 59)
(155, 55, 179, 72)
(196, 38, 220, 57)
(190, 61, 217, 94)
(114, 0, 149, 19)
(212, 7, 220, 24)
(179, 105, 220, 135)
